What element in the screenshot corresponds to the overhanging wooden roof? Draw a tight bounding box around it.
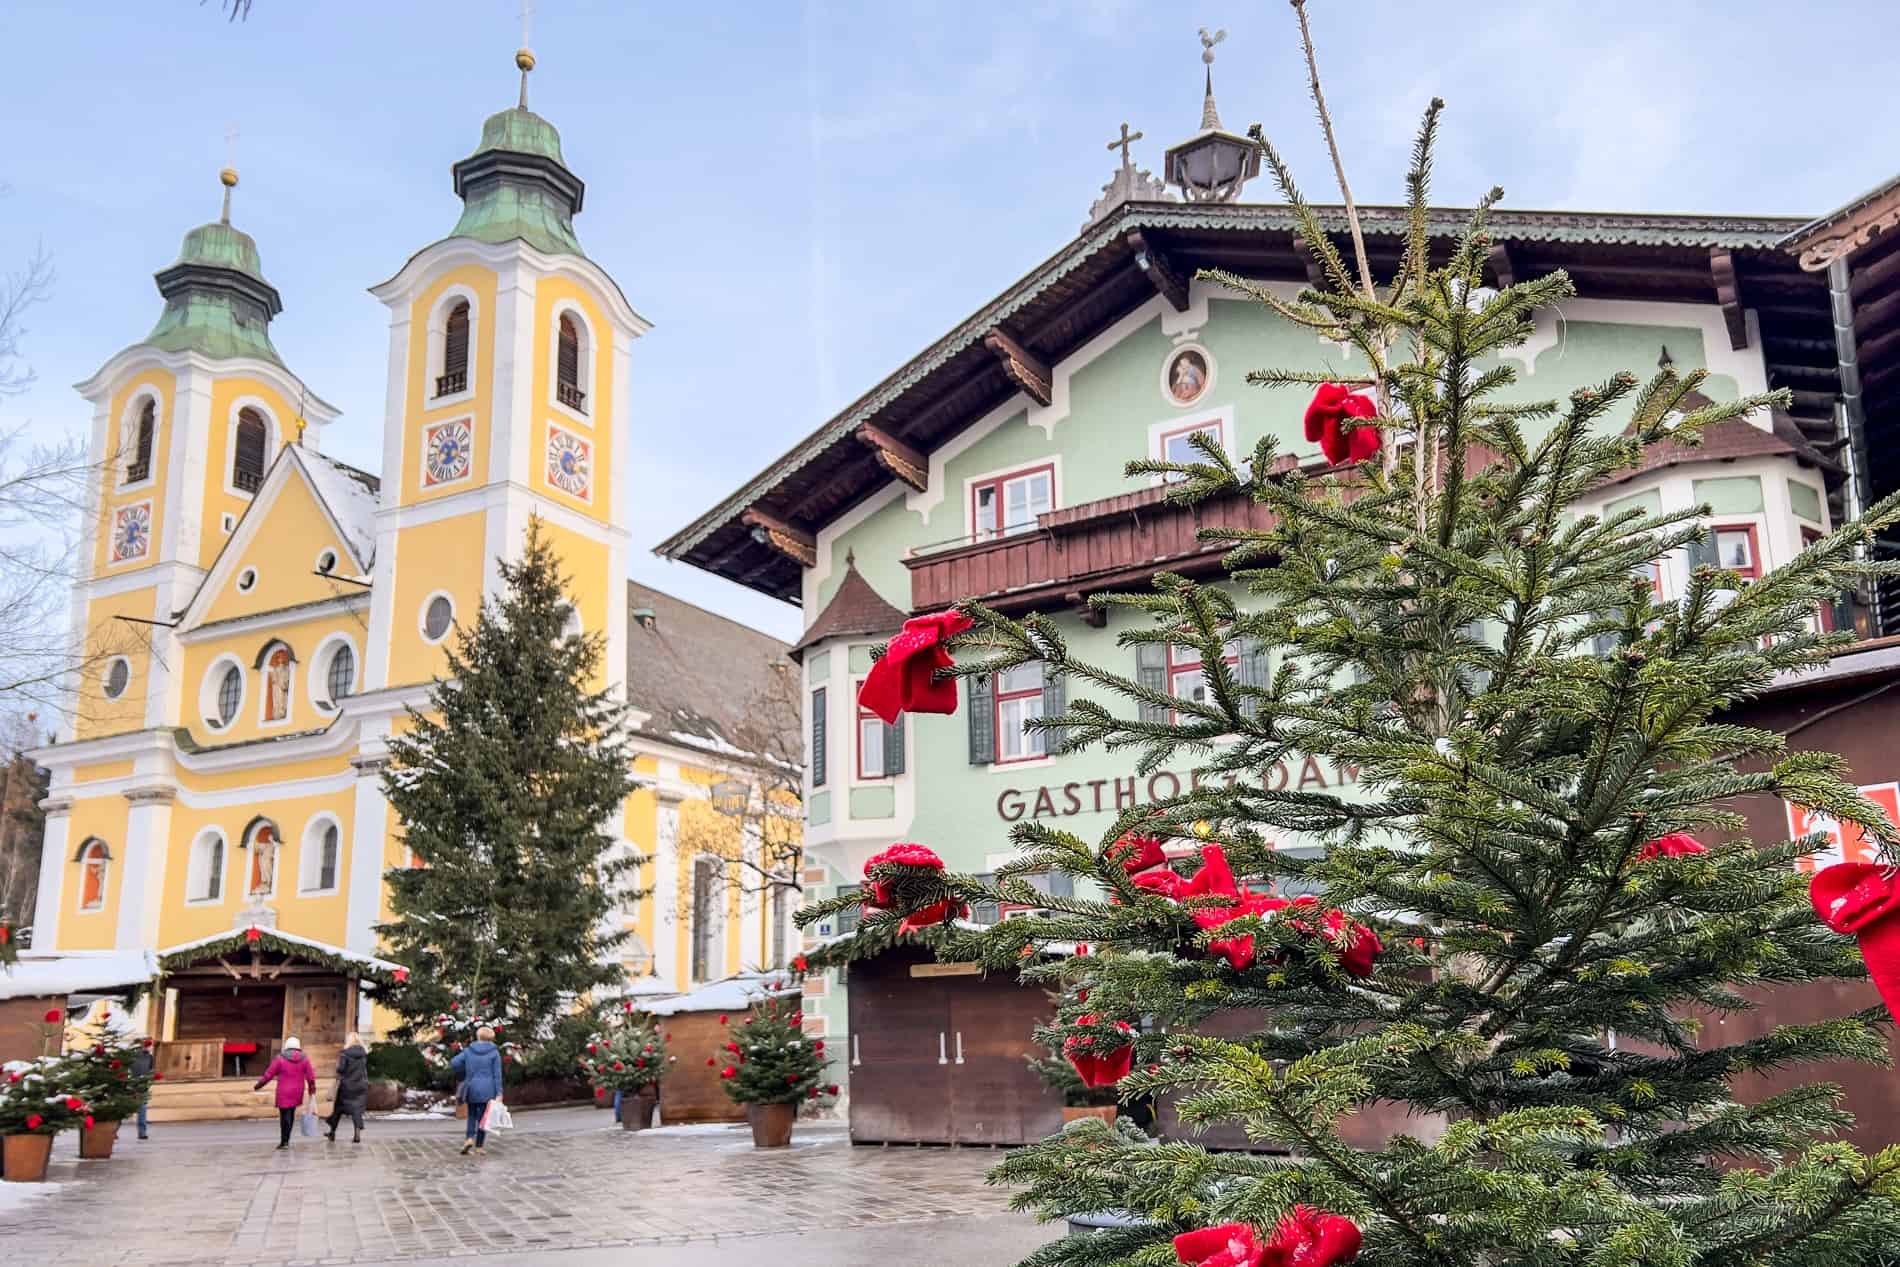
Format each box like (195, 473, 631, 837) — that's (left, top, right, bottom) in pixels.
(658, 199, 1825, 605)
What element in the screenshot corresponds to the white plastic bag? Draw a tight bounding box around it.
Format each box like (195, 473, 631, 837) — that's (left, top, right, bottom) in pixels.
(483, 1099, 513, 1131)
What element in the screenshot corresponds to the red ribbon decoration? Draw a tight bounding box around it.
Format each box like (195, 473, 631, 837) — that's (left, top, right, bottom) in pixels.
(857, 610, 974, 725)
(1811, 863, 1900, 1019)
(1304, 383, 1381, 467)
(1173, 1209, 1362, 1267)
(1063, 1014, 1135, 1088)
(1639, 832, 1707, 862)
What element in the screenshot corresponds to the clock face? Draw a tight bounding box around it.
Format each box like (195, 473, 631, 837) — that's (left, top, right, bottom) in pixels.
(111, 502, 152, 562)
(546, 426, 592, 499)
(424, 419, 473, 487)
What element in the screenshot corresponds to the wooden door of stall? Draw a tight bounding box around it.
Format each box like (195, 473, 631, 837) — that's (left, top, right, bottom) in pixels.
(946, 968, 1061, 1145)
(286, 981, 346, 1071)
(846, 949, 953, 1143)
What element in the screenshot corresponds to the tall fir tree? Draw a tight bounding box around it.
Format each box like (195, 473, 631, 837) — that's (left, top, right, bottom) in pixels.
(803, 47, 1900, 1267)
(378, 517, 642, 1040)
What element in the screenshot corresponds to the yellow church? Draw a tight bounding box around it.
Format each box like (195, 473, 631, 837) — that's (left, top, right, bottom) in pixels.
(13, 51, 801, 1090)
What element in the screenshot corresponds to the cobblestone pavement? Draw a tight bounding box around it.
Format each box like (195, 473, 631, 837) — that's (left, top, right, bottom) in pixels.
(0, 1108, 1053, 1267)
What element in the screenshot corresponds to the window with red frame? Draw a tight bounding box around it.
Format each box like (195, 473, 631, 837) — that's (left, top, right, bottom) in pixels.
(1709, 524, 1761, 580)
(856, 685, 904, 778)
(970, 464, 1053, 542)
(1167, 639, 1240, 716)
(993, 662, 1048, 763)
(1156, 418, 1226, 482)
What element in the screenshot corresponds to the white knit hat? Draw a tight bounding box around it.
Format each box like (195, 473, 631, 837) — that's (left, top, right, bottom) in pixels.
(283, 1036, 301, 1051)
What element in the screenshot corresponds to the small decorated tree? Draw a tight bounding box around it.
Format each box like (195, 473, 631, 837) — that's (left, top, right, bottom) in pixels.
(66, 1021, 154, 1156)
(715, 995, 836, 1147)
(418, 999, 521, 1096)
(581, 1015, 673, 1130)
(1, 1021, 92, 1181)
(1028, 982, 1127, 1121)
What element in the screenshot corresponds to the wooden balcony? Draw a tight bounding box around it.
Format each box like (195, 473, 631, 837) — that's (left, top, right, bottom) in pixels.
(557, 381, 587, 413)
(905, 482, 1280, 614)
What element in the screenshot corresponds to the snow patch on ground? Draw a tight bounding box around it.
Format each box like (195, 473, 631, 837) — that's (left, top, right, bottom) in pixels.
(0, 1177, 75, 1213)
(376, 1111, 449, 1120)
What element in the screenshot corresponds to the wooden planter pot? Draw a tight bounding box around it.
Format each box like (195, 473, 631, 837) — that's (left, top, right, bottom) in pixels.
(621, 1087, 659, 1132)
(79, 1119, 122, 1160)
(1061, 1106, 1117, 1126)
(2, 1133, 53, 1182)
(747, 1102, 795, 1148)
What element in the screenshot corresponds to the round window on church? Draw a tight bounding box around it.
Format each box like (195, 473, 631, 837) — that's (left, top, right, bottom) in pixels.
(316, 549, 337, 575)
(237, 567, 258, 592)
(422, 593, 455, 643)
(103, 657, 131, 700)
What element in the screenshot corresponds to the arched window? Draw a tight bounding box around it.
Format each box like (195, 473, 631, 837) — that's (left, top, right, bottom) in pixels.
(690, 856, 724, 982)
(556, 314, 586, 413)
(437, 301, 470, 397)
(188, 831, 225, 903)
(301, 819, 340, 893)
(127, 399, 156, 483)
(232, 407, 268, 493)
(76, 839, 110, 911)
(324, 642, 355, 707)
(243, 819, 279, 898)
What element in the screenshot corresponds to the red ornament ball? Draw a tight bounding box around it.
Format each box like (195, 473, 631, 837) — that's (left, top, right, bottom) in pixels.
(719, 1066, 737, 1080)
(41, 1008, 60, 1025)
(706, 1057, 716, 1066)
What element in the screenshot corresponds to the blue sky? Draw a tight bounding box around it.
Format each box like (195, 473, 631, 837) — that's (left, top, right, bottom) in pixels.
(2, 0, 1896, 644)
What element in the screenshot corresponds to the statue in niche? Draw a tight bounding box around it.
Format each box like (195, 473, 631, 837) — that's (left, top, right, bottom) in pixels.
(264, 647, 291, 722)
(248, 823, 277, 897)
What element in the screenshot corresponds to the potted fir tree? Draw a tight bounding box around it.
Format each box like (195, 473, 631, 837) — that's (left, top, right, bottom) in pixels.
(714, 998, 836, 1148)
(581, 1016, 673, 1131)
(1, 1013, 92, 1183)
(68, 1024, 155, 1160)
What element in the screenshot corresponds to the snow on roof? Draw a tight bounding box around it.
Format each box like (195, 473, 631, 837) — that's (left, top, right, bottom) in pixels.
(637, 971, 799, 1017)
(157, 926, 402, 975)
(298, 449, 381, 567)
(0, 951, 157, 1000)
(624, 974, 681, 998)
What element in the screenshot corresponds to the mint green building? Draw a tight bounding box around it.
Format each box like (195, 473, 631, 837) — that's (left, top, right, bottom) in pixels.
(660, 81, 1865, 1114)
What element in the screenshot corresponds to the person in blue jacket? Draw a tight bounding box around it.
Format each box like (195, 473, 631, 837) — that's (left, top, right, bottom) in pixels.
(450, 1026, 504, 1155)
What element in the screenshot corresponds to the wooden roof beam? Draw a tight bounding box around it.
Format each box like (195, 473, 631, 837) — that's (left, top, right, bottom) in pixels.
(1487, 242, 1518, 289)
(853, 422, 928, 493)
(1124, 230, 1190, 312)
(740, 508, 817, 569)
(1710, 248, 1749, 350)
(983, 327, 1053, 407)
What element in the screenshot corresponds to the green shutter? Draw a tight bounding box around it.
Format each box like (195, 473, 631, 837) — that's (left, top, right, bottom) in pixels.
(810, 687, 827, 788)
(1136, 644, 1168, 723)
(968, 674, 995, 765)
(1235, 637, 1268, 721)
(1040, 670, 1067, 754)
(883, 715, 906, 776)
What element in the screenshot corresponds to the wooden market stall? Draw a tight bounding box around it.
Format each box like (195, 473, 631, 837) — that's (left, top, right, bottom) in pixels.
(639, 971, 801, 1124)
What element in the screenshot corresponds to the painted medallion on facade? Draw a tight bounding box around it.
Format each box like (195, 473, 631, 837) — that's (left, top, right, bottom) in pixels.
(110, 501, 152, 563)
(423, 418, 473, 487)
(546, 425, 592, 499)
(1163, 345, 1212, 406)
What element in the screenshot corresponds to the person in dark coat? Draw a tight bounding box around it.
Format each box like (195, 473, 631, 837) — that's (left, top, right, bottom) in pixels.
(129, 1041, 155, 1140)
(254, 1036, 318, 1149)
(449, 1026, 504, 1155)
(325, 1032, 370, 1143)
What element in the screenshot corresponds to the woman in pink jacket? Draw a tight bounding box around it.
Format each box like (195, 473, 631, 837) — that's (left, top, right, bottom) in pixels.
(254, 1036, 318, 1150)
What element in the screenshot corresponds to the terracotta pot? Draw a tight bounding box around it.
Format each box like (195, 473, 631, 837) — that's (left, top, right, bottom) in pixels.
(79, 1119, 121, 1159)
(365, 1081, 401, 1113)
(747, 1101, 795, 1148)
(2, 1133, 53, 1183)
(621, 1087, 659, 1132)
(1062, 1105, 1117, 1126)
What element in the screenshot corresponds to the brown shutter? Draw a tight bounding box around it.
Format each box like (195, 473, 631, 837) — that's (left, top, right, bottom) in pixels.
(129, 400, 156, 481)
(440, 301, 470, 395)
(233, 409, 268, 492)
(558, 315, 580, 388)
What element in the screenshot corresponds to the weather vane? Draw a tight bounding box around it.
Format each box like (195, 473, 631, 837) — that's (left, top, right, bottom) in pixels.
(1107, 123, 1143, 170)
(1199, 26, 1227, 64)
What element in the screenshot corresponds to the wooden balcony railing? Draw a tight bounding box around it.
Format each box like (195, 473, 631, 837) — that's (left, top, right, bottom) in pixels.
(557, 381, 587, 413)
(434, 369, 467, 397)
(905, 482, 1280, 614)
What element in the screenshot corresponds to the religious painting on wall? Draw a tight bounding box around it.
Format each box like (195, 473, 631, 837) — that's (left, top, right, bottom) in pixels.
(263, 646, 292, 722)
(1163, 345, 1212, 406)
(546, 424, 592, 499)
(111, 501, 152, 563)
(423, 417, 472, 487)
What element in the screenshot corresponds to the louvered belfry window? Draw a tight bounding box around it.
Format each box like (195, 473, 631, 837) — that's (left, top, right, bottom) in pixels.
(437, 301, 470, 397)
(233, 408, 267, 492)
(127, 399, 155, 483)
(556, 314, 585, 412)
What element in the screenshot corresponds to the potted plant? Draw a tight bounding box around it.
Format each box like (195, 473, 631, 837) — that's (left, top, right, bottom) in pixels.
(715, 996, 837, 1148)
(67, 1019, 154, 1160)
(580, 1016, 673, 1131)
(1, 1018, 93, 1184)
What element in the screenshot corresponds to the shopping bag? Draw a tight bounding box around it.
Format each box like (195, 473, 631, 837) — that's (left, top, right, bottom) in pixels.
(300, 1110, 318, 1137)
(490, 1100, 513, 1131)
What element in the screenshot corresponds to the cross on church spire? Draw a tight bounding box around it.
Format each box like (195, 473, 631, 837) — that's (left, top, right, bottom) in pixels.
(516, 0, 537, 108)
(1107, 123, 1143, 169)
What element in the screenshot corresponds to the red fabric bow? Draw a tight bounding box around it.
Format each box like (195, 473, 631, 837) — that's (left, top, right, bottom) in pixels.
(1064, 1014, 1136, 1088)
(863, 842, 945, 905)
(1304, 384, 1381, 466)
(1639, 832, 1707, 861)
(897, 898, 970, 934)
(1812, 863, 1900, 1020)
(857, 610, 974, 724)
(1107, 833, 1167, 876)
(1133, 868, 1188, 900)
(1175, 1223, 1268, 1267)
(1272, 1206, 1363, 1266)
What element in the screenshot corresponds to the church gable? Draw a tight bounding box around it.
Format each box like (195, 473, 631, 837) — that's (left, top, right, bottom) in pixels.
(183, 449, 377, 632)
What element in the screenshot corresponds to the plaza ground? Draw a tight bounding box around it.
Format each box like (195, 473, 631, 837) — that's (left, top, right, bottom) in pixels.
(0, 1105, 1057, 1266)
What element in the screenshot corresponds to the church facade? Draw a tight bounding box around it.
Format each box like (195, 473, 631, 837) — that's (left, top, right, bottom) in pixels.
(25, 54, 801, 1062)
(662, 60, 1881, 1135)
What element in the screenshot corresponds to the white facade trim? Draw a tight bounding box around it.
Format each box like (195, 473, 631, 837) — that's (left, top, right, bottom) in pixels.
(178, 593, 370, 645)
(75, 347, 341, 428)
(369, 237, 651, 340)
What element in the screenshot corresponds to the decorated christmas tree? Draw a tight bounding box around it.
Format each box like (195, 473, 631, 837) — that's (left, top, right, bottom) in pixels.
(801, 12, 1900, 1262)
(715, 996, 836, 1108)
(377, 517, 643, 1044)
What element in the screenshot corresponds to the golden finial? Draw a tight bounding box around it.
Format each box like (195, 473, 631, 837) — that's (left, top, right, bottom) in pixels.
(515, 0, 536, 108)
(516, 47, 535, 73)
(220, 124, 240, 224)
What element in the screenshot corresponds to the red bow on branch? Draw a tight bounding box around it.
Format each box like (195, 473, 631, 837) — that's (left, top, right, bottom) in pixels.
(1063, 1014, 1135, 1089)
(857, 610, 974, 724)
(1812, 863, 1900, 1020)
(1639, 832, 1707, 862)
(1173, 1208, 1362, 1267)
(1304, 383, 1381, 466)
